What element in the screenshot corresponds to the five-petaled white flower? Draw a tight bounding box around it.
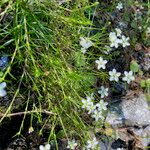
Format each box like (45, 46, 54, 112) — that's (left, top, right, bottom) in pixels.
(86, 102, 95, 114)
(122, 71, 135, 84)
(95, 57, 108, 70)
(91, 100, 108, 121)
(120, 35, 130, 47)
(67, 139, 78, 150)
(109, 69, 121, 82)
(82, 93, 95, 114)
(116, 2, 123, 10)
(86, 138, 99, 149)
(0, 82, 7, 97)
(79, 37, 93, 54)
(82, 93, 94, 109)
(39, 144, 51, 150)
(109, 32, 121, 48)
(91, 110, 104, 121)
(98, 86, 109, 98)
(94, 100, 108, 111)
(82, 98, 93, 110)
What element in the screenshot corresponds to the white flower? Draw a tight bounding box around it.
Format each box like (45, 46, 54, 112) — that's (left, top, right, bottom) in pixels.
(115, 28, 122, 37)
(91, 110, 104, 121)
(109, 32, 117, 39)
(82, 99, 92, 109)
(80, 37, 93, 54)
(99, 100, 108, 111)
(87, 93, 94, 101)
(122, 71, 135, 84)
(109, 32, 121, 48)
(67, 139, 78, 150)
(109, 69, 121, 82)
(95, 100, 108, 111)
(110, 39, 121, 48)
(98, 86, 109, 98)
(82, 93, 94, 109)
(86, 102, 95, 114)
(116, 2, 123, 10)
(86, 138, 99, 149)
(39, 144, 51, 150)
(120, 35, 130, 47)
(82, 93, 95, 114)
(80, 37, 93, 49)
(0, 82, 7, 97)
(95, 57, 108, 70)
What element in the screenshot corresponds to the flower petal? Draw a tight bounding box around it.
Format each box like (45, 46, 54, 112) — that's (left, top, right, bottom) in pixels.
(0, 82, 6, 89)
(0, 90, 7, 97)
(45, 144, 51, 150)
(39, 145, 44, 150)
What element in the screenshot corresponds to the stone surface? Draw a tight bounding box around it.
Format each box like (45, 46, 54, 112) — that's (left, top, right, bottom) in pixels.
(106, 101, 125, 128)
(106, 93, 150, 127)
(105, 93, 150, 149)
(121, 94, 150, 126)
(99, 141, 109, 150)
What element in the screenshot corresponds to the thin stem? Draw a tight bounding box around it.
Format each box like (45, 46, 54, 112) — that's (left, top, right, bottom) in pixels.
(0, 109, 56, 118)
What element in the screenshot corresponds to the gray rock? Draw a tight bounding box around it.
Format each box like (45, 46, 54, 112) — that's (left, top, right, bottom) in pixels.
(106, 93, 150, 127)
(99, 141, 109, 150)
(105, 93, 150, 149)
(106, 101, 125, 128)
(99, 137, 113, 150)
(121, 94, 150, 126)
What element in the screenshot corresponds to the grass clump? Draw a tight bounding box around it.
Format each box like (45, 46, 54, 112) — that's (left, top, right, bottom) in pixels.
(0, 0, 105, 148)
(0, 0, 150, 149)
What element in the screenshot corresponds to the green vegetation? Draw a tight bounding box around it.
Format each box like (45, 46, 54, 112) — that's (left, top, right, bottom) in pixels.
(0, 0, 149, 149)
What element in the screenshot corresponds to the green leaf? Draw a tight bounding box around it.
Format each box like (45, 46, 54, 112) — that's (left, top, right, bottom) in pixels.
(140, 80, 146, 88)
(146, 78, 150, 87)
(56, 130, 65, 139)
(130, 60, 139, 73)
(131, 21, 138, 29)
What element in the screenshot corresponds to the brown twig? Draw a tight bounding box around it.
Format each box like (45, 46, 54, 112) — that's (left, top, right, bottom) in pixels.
(0, 109, 56, 118)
